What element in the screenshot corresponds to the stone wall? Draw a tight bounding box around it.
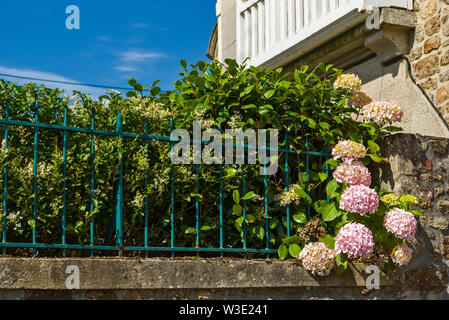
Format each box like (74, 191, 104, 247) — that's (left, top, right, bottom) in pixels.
(410, 0, 449, 123)
(372, 133, 449, 297)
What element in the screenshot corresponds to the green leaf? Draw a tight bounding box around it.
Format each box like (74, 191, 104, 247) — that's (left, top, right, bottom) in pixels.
(319, 122, 330, 130)
(233, 204, 243, 216)
(27, 219, 36, 229)
(200, 225, 212, 231)
(278, 244, 289, 260)
(411, 209, 423, 216)
(321, 202, 342, 222)
(367, 140, 380, 153)
(185, 227, 196, 234)
(242, 191, 255, 201)
(180, 59, 187, 68)
(335, 254, 348, 275)
(288, 244, 302, 259)
(264, 90, 275, 99)
(245, 214, 256, 224)
(307, 118, 317, 129)
(326, 179, 340, 199)
(224, 168, 237, 178)
(324, 158, 340, 170)
(282, 235, 302, 245)
(233, 190, 240, 204)
(368, 154, 389, 164)
(314, 200, 328, 214)
(253, 226, 265, 241)
(319, 235, 335, 249)
(384, 126, 403, 133)
(234, 217, 244, 231)
(293, 212, 307, 224)
(318, 172, 328, 182)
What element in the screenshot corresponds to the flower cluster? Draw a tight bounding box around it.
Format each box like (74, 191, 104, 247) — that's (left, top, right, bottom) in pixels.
(349, 91, 373, 108)
(333, 160, 371, 186)
(384, 208, 417, 240)
(380, 194, 400, 207)
(362, 101, 403, 125)
(339, 185, 379, 216)
(298, 242, 336, 276)
(333, 73, 362, 92)
(399, 195, 419, 205)
(279, 184, 302, 206)
(334, 223, 374, 258)
(332, 140, 367, 161)
(391, 243, 413, 266)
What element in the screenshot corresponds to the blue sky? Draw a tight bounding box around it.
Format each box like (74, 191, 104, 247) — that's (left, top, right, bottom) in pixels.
(0, 1, 217, 97)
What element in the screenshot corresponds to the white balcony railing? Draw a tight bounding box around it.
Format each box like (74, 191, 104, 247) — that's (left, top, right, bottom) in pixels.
(236, 0, 413, 68)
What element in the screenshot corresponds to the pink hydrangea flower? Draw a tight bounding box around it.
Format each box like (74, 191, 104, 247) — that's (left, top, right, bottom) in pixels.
(384, 208, 417, 240)
(333, 160, 371, 186)
(391, 243, 413, 266)
(332, 140, 367, 161)
(334, 73, 362, 92)
(298, 242, 336, 276)
(339, 185, 379, 216)
(362, 101, 403, 125)
(334, 223, 374, 258)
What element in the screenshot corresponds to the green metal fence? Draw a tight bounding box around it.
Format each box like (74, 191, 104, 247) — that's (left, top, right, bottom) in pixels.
(0, 100, 332, 257)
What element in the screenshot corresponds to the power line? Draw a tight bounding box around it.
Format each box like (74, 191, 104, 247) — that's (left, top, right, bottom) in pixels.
(0, 72, 134, 91)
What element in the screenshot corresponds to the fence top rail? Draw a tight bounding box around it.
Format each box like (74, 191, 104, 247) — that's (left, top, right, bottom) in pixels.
(0, 116, 332, 157)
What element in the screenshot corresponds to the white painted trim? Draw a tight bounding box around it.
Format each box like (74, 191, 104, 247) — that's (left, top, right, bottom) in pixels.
(235, 0, 414, 67)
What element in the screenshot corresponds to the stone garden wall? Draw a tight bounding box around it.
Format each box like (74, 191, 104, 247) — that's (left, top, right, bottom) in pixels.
(0, 133, 448, 300)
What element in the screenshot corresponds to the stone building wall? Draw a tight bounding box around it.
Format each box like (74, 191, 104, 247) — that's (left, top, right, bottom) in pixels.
(411, 0, 449, 124)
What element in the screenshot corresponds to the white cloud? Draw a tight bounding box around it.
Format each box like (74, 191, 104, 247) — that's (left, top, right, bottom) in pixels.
(0, 66, 107, 98)
(118, 50, 165, 62)
(114, 66, 137, 72)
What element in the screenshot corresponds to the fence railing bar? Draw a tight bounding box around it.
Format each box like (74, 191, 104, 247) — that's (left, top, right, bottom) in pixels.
(170, 117, 175, 258)
(0, 241, 277, 253)
(62, 106, 68, 257)
(264, 163, 269, 258)
(195, 164, 200, 255)
(306, 136, 311, 220)
(115, 113, 124, 256)
(325, 141, 332, 232)
(144, 118, 149, 258)
(241, 131, 247, 258)
(285, 131, 290, 237)
(89, 108, 95, 257)
(2, 100, 8, 255)
(32, 102, 39, 257)
(219, 125, 224, 257)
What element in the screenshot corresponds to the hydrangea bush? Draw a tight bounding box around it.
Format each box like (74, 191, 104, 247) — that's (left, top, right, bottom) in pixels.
(281, 73, 422, 277)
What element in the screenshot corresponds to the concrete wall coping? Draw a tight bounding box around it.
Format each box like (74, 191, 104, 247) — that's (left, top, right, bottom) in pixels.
(0, 257, 393, 290)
